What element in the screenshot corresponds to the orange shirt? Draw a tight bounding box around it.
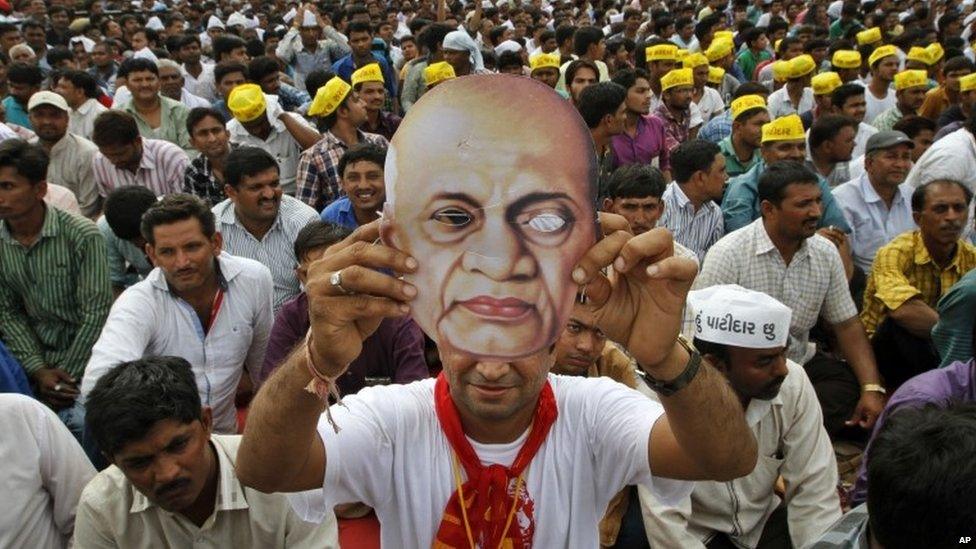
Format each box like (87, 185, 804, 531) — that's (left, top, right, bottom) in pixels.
(918, 86, 949, 121)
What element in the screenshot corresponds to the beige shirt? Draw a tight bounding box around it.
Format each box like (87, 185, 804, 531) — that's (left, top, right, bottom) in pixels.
(73, 434, 338, 548)
(68, 98, 107, 141)
(44, 132, 101, 218)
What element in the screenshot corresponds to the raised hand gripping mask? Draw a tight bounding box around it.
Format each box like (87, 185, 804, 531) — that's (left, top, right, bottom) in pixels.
(381, 74, 599, 361)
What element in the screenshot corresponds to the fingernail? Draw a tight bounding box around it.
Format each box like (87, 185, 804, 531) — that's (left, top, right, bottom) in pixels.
(403, 284, 417, 297)
(405, 257, 418, 270)
(399, 303, 411, 313)
(572, 267, 586, 284)
(614, 257, 626, 271)
(646, 264, 660, 277)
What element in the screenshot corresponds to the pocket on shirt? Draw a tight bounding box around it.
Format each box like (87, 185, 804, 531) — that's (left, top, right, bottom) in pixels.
(207, 322, 255, 369)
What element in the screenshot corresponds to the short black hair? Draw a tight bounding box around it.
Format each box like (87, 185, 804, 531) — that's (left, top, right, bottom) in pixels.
(7, 62, 43, 86)
(732, 81, 770, 99)
(118, 56, 158, 78)
(573, 26, 604, 57)
(605, 163, 667, 200)
(104, 185, 158, 240)
(577, 81, 627, 129)
(186, 107, 226, 135)
(177, 33, 202, 50)
(0, 139, 48, 185)
(347, 20, 373, 36)
(891, 115, 936, 139)
(911, 180, 973, 212)
(743, 27, 767, 48)
(46, 46, 74, 67)
(92, 111, 140, 148)
(565, 58, 599, 88)
(757, 161, 820, 206)
(213, 34, 247, 61)
(555, 23, 576, 47)
(671, 139, 721, 184)
(867, 404, 976, 548)
(695, 13, 722, 41)
(224, 146, 280, 188)
(338, 143, 386, 179)
(693, 337, 729, 364)
(247, 55, 280, 83)
(86, 356, 203, 458)
(56, 69, 99, 98)
(809, 114, 857, 150)
(214, 60, 248, 85)
(943, 55, 975, 74)
(140, 194, 216, 246)
(294, 220, 354, 260)
(611, 67, 650, 91)
(831, 83, 866, 109)
(304, 68, 335, 97)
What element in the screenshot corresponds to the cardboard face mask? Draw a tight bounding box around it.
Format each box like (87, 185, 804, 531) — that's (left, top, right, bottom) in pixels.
(381, 75, 599, 360)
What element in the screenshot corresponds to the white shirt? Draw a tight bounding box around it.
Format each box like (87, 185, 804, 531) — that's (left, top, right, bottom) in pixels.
(227, 96, 311, 196)
(179, 88, 212, 109)
(213, 195, 319, 312)
(767, 86, 815, 119)
(183, 62, 216, 101)
(289, 375, 692, 548)
(852, 122, 878, 159)
(642, 361, 841, 548)
(695, 87, 725, 123)
(0, 394, 95, 549)
(74, 434, 338, 548)
(81, 253, 274, 433)
(44, 132, 101, 218)
(864, 86, 897, 125)
(67, 97, 107, 140)
(904, 126, 976, 193)
(833, 173, 916, 273)
(696, 219, 858, 365)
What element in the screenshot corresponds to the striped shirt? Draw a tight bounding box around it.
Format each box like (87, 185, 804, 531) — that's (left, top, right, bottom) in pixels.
(0, 206, 112, 377)
(92, 138, 189, 198)
(658, 182, 724, 262)
(295, 130, 388, 211)
(213, 195, 320, 312)
(45, 132, 101, 218)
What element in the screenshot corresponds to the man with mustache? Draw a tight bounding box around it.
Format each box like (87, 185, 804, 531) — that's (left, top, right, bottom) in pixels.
(76, 356, 337, 547)
(861, 179, 976, 392)
(81, 194, 274, 436)
(213, 146, 318, 312)
(699, 162, 886, 439)
(645, 285, 840, 548)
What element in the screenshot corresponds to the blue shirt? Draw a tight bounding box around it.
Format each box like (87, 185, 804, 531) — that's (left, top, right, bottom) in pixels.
(698, 110, 732, 144)
(320, 196, 360, 230)
(721, 160, 852, 235)
(332, 53, 399, 101)
(831, 173, 915, 273)
(3, 96, 31, 129)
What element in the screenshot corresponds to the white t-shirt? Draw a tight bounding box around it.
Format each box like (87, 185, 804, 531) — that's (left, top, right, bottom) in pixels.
(290, 375, 691, 548)
(864, 86, 897, 125)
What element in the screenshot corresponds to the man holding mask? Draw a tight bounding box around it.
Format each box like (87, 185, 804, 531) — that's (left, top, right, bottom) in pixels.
(237, 75, 758, 548)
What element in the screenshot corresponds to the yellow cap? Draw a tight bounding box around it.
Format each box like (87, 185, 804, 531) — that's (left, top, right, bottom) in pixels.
(927, 42, 945, 63)
(708, 65, 725, 84)
(227, 83, 266, 123)
(676, 48, 689, 61)
(774, 38, 783, 52)
(731, 94, 767, 120)
(714, 30, 734, 43)
(869, 44, 899, 67)
(812, 71, 843, 95)
(788, 54, 816, 79)
(959, 73, 976, 92)
(351, 63, 384, 87)
(893, 69, 929, 90)
(906, 46, 932, 65)
(424, 61, 456, 87)
(762, 114, 805, 143)
(831, 49, 861, 69)
(772, 60, 791, 83)
(307, 76, 352, 117)
(661, 68, 693, 91)
(856, 27, 882, 46)
(705, 37, 733, 62)
(529, 52, 560, 72)
(645, 43, 678, 62)
(683, 52, 708, 69)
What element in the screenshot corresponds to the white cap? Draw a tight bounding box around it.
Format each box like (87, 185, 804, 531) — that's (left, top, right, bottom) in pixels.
(226, 12, 249, 27)
(283, 7, 297, 23)
(494, 39, 522, 55)
(301, 10, 317, 27)
(146, 15, 164, 30)
(27, 90, 69, 112)
(207, 15, 225, 30)
(687, 285, 792, 349)
(69, 35, 95, 53)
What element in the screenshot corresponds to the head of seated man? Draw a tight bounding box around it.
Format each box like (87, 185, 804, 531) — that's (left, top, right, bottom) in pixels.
(601, 163, 667, 235)
(379, 74, 598, 421)
(550, 300, 609, 377)
(140, 194, 223, 297)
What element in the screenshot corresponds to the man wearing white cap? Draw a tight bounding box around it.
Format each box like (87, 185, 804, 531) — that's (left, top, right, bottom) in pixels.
(275, 4, 350, 93)
(645, 285, 841, 548)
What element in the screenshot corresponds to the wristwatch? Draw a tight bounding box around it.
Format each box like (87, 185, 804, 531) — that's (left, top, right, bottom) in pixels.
(641, 336, 702, 397)
(861, 383, 887, 395)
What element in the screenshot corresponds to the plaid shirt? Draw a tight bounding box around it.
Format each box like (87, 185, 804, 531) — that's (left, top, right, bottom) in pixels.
(699, 110, 733, 143)
(183, 144, 237, 207)
(295, 130, 388, 211)
(276, 83, 311, 113)
(654, 103, 691, 154)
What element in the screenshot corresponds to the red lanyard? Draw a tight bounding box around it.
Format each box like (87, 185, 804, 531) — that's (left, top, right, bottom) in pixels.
(206, 288, 224, 333)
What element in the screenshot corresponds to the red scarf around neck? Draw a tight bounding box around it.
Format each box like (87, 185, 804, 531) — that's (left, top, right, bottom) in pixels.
(432, 372, 558, 549)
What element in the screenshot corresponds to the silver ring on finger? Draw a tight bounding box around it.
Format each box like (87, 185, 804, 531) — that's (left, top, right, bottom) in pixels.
(54, 383, 62, 392)
(330, 269, 355, 295)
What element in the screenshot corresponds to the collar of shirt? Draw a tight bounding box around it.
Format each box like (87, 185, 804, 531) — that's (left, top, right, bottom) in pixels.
(228, 113, 286, 142)
(0, 203, 59, 244)
(856, 172, 911, 207)
(215, 198, 283, 238)
(668, 181, 694, 210)
(753, 217, 810, 260)
(129, 437, 250, 515)
(76, 98, 101, 116)
(744, 382, 784, 427)
(121, 95, 183, 126)
(654, 103, 688, 124)
(147, 251, 239, 293)
(321, 128, 370, 150)
(911, 229, 968, 273)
